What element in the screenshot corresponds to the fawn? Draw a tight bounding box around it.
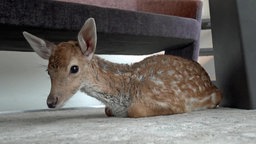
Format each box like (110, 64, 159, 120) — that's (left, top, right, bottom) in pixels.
(23, 18, 221, 118)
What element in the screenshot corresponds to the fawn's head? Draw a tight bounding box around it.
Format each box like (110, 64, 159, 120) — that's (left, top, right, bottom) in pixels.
(23, 18, 97, 108)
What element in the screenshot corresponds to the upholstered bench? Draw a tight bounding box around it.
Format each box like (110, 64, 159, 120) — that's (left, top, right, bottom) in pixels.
(0, 0, 202, 60)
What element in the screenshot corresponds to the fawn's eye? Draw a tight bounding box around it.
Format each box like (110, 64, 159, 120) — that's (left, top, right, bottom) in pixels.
(70, 65, 79, 74)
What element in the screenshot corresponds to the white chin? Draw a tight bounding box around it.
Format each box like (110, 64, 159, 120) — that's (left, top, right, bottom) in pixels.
(55, 102, 65, 109)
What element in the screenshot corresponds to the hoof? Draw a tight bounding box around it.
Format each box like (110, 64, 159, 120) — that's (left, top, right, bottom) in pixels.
(105, 107, 113, 117)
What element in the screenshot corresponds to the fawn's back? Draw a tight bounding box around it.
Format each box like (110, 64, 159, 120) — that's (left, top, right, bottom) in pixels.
(23, 18, 221, 118)
(125, 55, 221, 117)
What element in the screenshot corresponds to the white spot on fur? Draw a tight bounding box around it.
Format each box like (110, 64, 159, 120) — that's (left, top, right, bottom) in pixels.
(150, 76, 164, 86)
(190, 97, 198, 103)
(152, 88, 161, 94)
(174, 74, 183, 81)
(170, 81, 178, 86)
(136, 75, 144, 81)
(172, 85, 182, 95)
(189, 76, 194, 81)
(188, 84, 197, 93)
(161, 59, 168, 64)
(183, 71, 189, 76)
(198, 86, 202, 92)
(155, 101, 169, 108)
(181, 84, 186, 89)
(167, 70, 175, 76)
(157, 70, 164, 75)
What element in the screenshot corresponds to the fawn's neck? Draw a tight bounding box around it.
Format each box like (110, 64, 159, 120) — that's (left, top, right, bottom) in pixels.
(80, 56, 133, 105)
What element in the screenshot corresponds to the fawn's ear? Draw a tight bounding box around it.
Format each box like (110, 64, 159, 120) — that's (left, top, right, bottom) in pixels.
(23, 32, 55, 60)
(78, 18, 97, 61)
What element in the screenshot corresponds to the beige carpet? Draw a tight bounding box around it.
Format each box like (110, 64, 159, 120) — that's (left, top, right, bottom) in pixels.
(0, 108, 255, 144)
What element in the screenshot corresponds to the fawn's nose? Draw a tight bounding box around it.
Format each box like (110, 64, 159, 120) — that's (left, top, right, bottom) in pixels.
(47, 96, 59, 108)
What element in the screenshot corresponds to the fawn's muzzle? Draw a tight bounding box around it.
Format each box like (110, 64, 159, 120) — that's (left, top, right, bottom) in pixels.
(47, 96, 59, 108)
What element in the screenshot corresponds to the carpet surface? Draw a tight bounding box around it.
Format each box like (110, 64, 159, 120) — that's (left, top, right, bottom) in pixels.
(0, 108, 255, 144)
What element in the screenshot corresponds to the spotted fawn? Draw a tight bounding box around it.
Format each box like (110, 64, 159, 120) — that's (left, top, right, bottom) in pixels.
(23, 18, 222, 118)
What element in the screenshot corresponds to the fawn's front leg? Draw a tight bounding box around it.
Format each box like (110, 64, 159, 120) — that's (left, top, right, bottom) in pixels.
(105, 107, 114, 117)
(127, 102, 175, 118)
